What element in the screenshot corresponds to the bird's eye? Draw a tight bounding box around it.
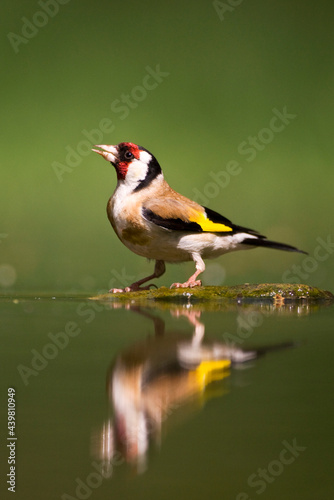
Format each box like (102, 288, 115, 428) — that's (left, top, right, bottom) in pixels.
(124, 151, 134, 160)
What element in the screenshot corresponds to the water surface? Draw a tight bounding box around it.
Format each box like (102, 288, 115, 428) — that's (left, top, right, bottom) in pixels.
(1, 295, 333, 499)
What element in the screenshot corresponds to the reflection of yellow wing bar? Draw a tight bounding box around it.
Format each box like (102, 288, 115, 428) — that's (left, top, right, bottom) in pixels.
(193, 359, 231, 389)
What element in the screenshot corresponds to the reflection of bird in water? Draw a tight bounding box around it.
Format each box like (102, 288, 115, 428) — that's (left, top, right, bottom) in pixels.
(91, 308, 295, 474)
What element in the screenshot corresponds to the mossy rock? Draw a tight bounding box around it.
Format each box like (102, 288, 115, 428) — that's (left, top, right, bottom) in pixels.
(90, 283, 333, 304)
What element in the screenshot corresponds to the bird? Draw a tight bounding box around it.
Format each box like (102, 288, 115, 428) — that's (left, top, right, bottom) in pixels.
(92, 142, 306, 292)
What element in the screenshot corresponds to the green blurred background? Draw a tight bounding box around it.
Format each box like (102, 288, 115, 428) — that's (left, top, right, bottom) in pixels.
(1, 0, 333, 292)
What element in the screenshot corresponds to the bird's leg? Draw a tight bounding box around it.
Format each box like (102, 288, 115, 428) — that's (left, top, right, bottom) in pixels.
(109, 260, 166, 293)
(170, 253, 205, 289)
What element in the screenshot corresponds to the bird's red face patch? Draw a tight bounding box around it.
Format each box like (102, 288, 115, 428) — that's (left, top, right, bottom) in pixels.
(115, 162, 128, 180)
(115, 142, 141, 180)
(119, 142, 141, 159)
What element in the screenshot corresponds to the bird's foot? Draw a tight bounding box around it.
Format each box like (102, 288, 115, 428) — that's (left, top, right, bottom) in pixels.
(170, 279, 202, 289)
(109, 283, 157, 293)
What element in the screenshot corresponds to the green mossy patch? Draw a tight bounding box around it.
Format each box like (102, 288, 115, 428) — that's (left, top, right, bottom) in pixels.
(90, 283, 333, 304)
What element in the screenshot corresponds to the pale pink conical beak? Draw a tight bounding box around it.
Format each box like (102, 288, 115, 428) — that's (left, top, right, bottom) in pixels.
(92, 145, 118, 163)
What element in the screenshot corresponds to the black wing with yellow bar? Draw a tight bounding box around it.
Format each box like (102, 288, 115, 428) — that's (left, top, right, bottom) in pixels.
(143, 206, 259, 235)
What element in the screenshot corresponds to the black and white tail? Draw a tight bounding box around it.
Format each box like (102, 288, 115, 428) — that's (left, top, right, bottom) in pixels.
(242, 235, 307, 254)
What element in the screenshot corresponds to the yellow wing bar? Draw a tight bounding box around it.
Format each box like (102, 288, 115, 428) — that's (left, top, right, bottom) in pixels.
(189, 211, 233, 232)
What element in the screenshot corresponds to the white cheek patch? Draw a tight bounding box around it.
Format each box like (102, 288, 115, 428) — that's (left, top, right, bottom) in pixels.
(123, 151, 152, 188)
(126, 159, 149, 186)
(139, 150, 151, 165)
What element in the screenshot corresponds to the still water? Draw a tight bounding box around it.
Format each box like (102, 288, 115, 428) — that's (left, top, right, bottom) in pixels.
(1, 294, 333, 499)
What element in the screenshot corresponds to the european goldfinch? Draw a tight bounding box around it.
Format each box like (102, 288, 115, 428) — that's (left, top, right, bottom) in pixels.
(92, 142, 306, 292)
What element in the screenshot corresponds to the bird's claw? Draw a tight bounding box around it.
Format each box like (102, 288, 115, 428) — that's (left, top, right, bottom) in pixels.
(170, 280, 202, 289)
